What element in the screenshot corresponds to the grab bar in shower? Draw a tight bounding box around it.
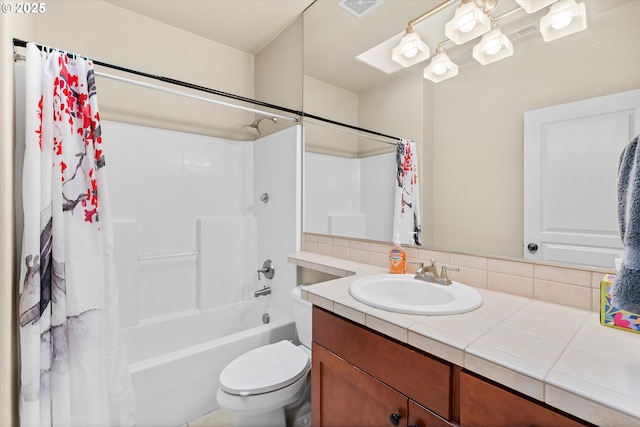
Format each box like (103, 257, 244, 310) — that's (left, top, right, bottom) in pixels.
(137, 250, 199, 262)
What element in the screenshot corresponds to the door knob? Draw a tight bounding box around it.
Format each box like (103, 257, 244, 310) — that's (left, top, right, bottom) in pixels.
(527, 243, 538, 252)
(389, 412, 402, 426)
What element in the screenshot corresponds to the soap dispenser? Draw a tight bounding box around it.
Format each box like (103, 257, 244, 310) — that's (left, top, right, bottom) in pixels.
(388, 234, 406, 274)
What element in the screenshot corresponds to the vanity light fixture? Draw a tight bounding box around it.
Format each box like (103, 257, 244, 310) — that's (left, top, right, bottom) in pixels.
(472, 27, 513, 65)
(423, 46, 458, 83)
(444, 0, 497, 45)
(388, 0, 587, 83)
(539, 0, 587, 41)
(390, 0, 457, 67)
(391, 25, 431, 67)
(515, 0, 558, 14)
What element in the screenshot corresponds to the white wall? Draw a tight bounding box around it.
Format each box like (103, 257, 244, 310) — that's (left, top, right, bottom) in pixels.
(361, 153, 396, 242)
(103, 120, 255, 324)
(31, 1, 257, 140)
(254, 126, 302, 316)
(304, 151, 395, 240)
(304, 153, 362, 236)
(102, 121, 301, 326)
(303, 75, 359, 156)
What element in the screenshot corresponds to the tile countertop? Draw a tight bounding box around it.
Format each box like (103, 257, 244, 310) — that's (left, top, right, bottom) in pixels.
(288, 251, 640, 427)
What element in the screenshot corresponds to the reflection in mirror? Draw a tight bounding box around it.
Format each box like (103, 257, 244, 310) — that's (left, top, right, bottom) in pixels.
(303, 0, 640, 269)
(303, 119, 397, 242)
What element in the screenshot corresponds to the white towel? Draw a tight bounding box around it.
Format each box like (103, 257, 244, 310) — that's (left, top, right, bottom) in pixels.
(393, 139, 422, 245)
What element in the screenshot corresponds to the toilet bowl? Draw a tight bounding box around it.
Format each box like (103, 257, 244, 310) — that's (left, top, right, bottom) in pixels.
(216, 286, 312, 427)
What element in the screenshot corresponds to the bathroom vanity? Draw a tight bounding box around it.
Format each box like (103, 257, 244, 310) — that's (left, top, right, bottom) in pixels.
(312, 306, 588, 426)
(290, 251, 640, 427)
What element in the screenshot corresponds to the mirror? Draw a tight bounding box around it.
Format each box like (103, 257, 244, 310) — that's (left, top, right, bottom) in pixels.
(302, 0, 640, 267)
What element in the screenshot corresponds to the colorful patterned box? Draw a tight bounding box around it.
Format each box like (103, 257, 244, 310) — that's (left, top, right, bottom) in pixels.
(600, 274, 640, 334)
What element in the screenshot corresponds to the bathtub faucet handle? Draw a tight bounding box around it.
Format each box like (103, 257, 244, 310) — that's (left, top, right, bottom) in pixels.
(257, 259, 275, 280)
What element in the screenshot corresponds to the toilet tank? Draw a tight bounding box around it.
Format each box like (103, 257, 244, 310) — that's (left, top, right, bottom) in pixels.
(291, 285, 312, 349)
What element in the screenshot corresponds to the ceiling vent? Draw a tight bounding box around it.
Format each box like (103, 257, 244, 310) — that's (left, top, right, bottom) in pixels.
(509, 23, 539, 41)
(338, 0, 383, 18)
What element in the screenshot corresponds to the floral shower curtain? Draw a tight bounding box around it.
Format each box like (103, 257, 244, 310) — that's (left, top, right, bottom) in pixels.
(18, 43, 136, 426)
(394, 138, 422, 246)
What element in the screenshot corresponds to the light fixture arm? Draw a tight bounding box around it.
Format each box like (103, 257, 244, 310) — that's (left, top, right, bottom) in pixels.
(489, 14, 498, 29)
(405, 0, 499, 32)
(405, 0, 457, 32)
(462, 0, 499, 15)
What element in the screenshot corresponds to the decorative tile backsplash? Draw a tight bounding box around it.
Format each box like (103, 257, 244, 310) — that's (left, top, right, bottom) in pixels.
(302, 233, 613, 312)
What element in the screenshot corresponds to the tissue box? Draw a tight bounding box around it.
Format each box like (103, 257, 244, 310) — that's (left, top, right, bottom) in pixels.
(600, 274, 640, 334)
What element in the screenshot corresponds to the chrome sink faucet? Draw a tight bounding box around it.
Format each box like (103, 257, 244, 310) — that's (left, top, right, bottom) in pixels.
(411, 259, 459, 286)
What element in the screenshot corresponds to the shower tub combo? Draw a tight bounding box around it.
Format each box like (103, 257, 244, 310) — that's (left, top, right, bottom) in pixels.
(122, 301, 296, 427)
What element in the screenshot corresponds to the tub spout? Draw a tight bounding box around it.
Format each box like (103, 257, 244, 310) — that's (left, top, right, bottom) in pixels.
(254, 286, 271, 297)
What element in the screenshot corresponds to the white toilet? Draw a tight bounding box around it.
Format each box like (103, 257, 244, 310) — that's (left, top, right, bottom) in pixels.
(216, 286, 312, 427)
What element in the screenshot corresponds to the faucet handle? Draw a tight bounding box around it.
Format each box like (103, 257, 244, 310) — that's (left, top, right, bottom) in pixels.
(257, 259, 275, 280)
(408, 259, 425, 275)
(409, 259, 424, 267)
(440, 265, 460, 284)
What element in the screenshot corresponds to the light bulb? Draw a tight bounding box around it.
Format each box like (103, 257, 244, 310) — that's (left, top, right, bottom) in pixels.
(551, 13, 573, 30)
(433, 61, 447, 76)
(424, 51, 458, 82)
(404, 47, 419, 58)
(458, 14, 477, 33)
(484, 39, 501, 55)
(391, 31, 431, 67)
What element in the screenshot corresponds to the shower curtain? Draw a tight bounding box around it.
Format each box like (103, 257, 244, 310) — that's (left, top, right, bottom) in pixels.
(17, 43, 136, 426)
(394, 138, 422, 246)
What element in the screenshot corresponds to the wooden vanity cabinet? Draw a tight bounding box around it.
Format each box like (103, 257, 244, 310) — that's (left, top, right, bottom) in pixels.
(312, 343, 408, 427)
(459, 371, 591, 427)
(312, 307, 593, 427)
(409, 401, 458, 427)
(312, 307, 456, 427)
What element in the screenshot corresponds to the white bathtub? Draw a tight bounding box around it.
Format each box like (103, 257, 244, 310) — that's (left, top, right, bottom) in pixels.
(123, 301, 296, 427)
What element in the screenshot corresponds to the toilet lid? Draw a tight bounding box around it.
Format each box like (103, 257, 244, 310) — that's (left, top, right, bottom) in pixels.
(219, 340, 310, 396)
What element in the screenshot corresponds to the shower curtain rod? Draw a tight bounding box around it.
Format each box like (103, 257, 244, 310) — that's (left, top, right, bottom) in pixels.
(12, 38, 403, 142)
(94, 71, 298, 122)
(303, 114, 401, 144)
(304, 116, 400, 146)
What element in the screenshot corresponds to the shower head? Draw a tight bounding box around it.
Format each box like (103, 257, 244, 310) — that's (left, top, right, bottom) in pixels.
(244, 115, 278, 136)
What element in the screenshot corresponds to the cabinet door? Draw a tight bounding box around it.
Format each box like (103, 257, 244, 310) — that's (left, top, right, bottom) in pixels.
(313, 307, 452, 419)
(460, 371, 589, 427)
(408, 400, 455, 427)
(312, 342, 408, 427)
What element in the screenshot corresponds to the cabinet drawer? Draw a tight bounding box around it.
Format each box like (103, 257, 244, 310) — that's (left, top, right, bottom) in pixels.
(313, 307, 452, 420)
(460, 371, 591, 427)
(409, 400, 456, 427)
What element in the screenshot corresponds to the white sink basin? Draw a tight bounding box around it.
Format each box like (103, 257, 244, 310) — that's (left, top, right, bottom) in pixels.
(349, 274, 482, 315)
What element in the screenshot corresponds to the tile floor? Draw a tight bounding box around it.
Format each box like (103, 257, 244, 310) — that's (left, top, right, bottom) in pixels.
(181, 409, 234, 427)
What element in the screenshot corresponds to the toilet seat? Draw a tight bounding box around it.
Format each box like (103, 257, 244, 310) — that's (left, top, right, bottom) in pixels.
(219, 340, 310, 396)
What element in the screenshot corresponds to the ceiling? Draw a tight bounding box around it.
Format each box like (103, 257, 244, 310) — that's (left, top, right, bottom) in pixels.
(104, 0, 630, 94)
(104, 0, 315, 54)
(104, 0, 464, 93)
